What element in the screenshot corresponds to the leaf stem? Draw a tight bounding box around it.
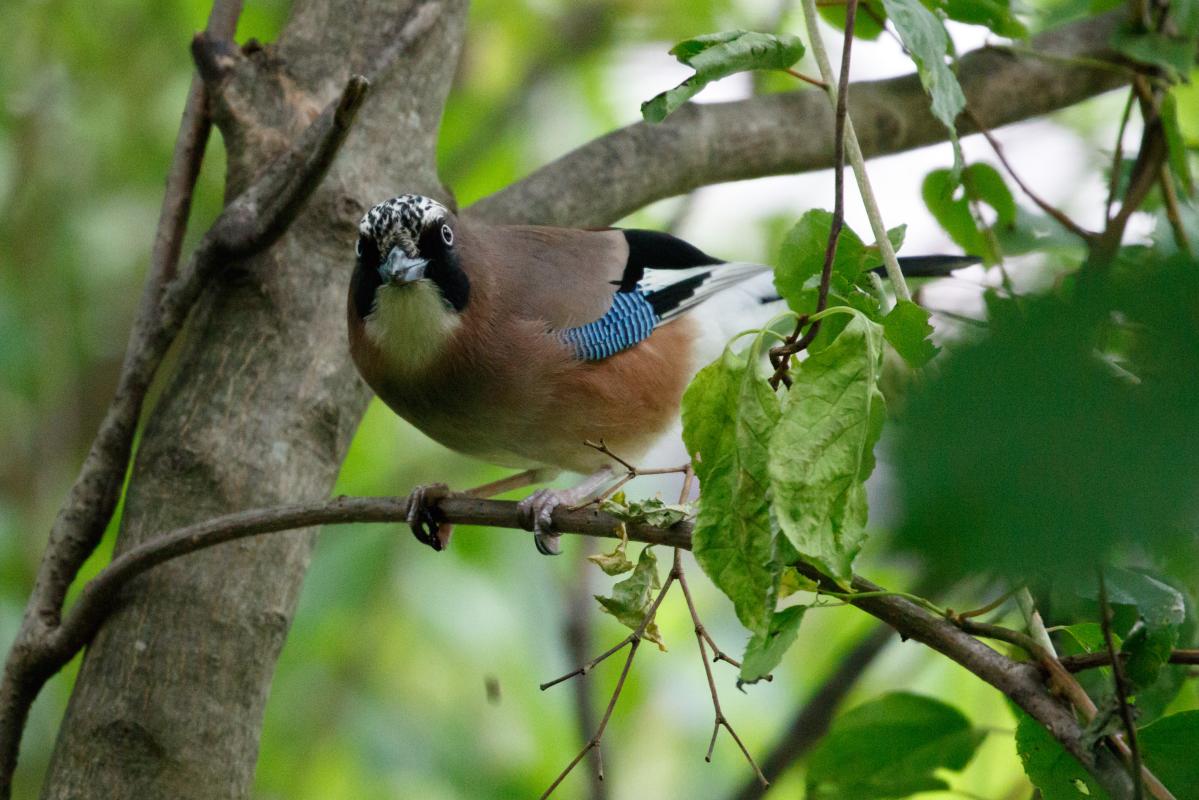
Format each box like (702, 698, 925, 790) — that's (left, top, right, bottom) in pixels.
(799, 0, 910, 302)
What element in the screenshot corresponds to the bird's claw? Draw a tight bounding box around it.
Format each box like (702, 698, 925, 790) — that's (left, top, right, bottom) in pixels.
(407, 482, 451, 551)
(517, 488, 563, 556)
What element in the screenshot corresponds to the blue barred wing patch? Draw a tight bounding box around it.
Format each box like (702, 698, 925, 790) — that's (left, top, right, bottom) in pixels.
(560, 290, 659, 361)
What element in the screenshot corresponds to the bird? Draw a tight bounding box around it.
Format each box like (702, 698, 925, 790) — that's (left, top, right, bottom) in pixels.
(347, 194, 971, 555)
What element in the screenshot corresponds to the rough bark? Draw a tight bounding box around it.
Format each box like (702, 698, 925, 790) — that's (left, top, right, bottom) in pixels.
(28, 5, 1149, 798)
(39, 1, 466, 797)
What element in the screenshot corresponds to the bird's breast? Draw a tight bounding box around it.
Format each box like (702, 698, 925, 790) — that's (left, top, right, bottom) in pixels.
(361, 281, 462, 376)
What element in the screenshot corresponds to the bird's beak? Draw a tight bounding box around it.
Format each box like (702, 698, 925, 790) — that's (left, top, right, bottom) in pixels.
(380, 247, 428, 285)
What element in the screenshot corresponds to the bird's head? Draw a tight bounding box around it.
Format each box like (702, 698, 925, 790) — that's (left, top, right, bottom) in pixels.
(354, 194, 470, 314)
(351, 195, 471, 371)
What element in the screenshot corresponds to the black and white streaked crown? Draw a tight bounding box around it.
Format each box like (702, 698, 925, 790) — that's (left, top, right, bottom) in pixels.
(359, 194, 449, 258)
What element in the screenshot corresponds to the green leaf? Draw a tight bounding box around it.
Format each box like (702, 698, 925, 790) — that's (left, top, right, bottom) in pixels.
(892, 259, 1199, 580)
(769, 312, 886, 580)
(1016, 710, 1111, 800)
(881, 0, 967, 141)
(1058, 622, 1118, 654)
(682, 342, 782, 636)
(863, 223, 908, 265)
(774, 212, 901, 338)
(1139, 711, 1199, 795)
(774, 210, 869, 312)
(642, 31, 805, 122)
(588, 519, 635, 576)
(1111, 27, 1197, 79)
(1102, 569, 1186, 689)
(923, 163, 1016, 265)
(739, 605, 805, 685)
(600, 496, 691, 528)
(595, 546, 665, 649)
(943, 0, 1029, 37)
(1162, 92, 1195, 196)
(883, 300, 940, 367)
(819, 0, 889, 39)
(806, 693, 983, 800)
(778, 566, 820, 598)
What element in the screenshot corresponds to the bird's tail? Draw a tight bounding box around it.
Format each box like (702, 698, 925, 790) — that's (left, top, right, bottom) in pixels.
(756, 254, 980, 304)
(873, 254, 981, 277)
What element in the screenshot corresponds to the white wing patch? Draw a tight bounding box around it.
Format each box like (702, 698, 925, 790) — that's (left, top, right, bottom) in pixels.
(641, 261, 773, 322)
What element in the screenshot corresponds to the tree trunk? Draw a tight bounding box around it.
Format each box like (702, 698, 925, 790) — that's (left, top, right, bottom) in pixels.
(39, 2, 465, 796)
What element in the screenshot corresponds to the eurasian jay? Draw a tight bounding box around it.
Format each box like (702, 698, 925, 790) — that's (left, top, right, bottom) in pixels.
(347, 194, 964, 555)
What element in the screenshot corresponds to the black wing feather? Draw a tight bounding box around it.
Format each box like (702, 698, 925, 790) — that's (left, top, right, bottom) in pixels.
(617, 229, 725, 292)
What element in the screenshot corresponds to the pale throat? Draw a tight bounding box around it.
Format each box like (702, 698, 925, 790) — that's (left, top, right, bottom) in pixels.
(363, 280, 461, 373)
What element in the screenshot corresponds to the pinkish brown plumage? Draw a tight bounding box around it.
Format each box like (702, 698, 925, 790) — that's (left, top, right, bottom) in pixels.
(347, 194, 767, 553)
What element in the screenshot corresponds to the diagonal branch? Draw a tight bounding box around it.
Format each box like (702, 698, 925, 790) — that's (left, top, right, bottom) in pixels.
(791, 563, 1138, 800)
(0, 72, 370, 800)
(149, 0, 244, 294)
(469, 11, 1134, 226)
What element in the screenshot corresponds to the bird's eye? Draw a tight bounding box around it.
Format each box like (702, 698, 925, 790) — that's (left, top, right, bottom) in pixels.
(355, 237, 364, 258)
(440, 224, 454, 246)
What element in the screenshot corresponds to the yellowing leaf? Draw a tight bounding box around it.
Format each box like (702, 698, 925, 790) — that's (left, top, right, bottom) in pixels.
(595, 546, 665, 649)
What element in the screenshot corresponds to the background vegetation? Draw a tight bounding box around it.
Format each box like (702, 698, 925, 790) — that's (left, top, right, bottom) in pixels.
(1, 0, 1196, 798)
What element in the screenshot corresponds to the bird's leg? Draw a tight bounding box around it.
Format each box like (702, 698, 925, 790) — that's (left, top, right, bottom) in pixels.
(407, 468, 560, 552)
(463, 467, 560, 498)
(518, 466, 617, 556)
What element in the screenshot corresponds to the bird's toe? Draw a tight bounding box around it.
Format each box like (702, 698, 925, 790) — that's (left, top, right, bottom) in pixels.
(407, 482, 450, 551)
(518, 489, 564, 556)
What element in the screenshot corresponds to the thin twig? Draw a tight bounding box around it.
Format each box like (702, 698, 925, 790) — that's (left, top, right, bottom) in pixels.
(540, 641, 640, 799)
(799, 0, 910, 302)
(562, 545, 607, 800)
(672, 467, 738, 674)
(1106, 89, 1137, 222)
(1100, 570, 1145, 800)
(784, 67, 828, 88)
(573, 439, 691, 509)
(584, 439, 639, 473)
(1158, 163, 1192, 255)
(673, 548, 768, 787)
(1092, 76, 1170, 266)
(769, 0, 859, 389)
(947, 584, 1023, 622)
(1059, 649, 1199, 672)
(583, 439, 690, 478)
(964, 107, 1096, 241)
(149, 0, 244, 292)
(540, 564, 677, 798)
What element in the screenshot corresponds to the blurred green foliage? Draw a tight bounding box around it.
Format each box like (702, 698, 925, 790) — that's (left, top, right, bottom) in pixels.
(3, 0, 1198, 798)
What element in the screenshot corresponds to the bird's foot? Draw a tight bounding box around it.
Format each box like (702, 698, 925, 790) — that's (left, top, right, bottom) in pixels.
(517, 488, 567, 556)
(407, 482, 452, 552)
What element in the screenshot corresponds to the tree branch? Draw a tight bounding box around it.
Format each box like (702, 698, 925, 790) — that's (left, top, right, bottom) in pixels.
(0, 72, 370, 800)
(150, 1, 244, 293)
(469, 11, 1132, 226)
(8, 480, 1160, 800)
(790, 563, 1138, 800)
